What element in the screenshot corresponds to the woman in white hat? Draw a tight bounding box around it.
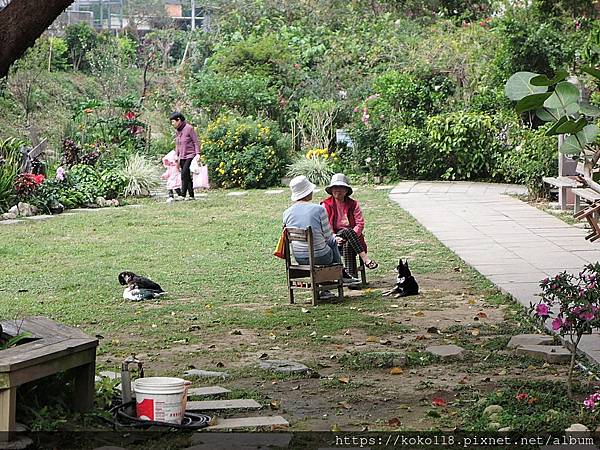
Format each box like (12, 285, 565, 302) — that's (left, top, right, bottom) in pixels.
(283, 175, 359, 284)
(321, 173, 378, 271)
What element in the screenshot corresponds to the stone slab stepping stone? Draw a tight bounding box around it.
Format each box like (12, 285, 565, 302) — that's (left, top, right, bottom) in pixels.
(0, 219, 23, 225)
(425, 344, 465, 360)
(258, 359, 309, 374)
(188, 432, 291, 449)
(265, 190, 284, 195)
(507, 334, 554, 349)
(227, 191, 247, 196)
(26, 215, 53, 220)
(0, 435, 34, 450)
(516, 345, 570, 364)
(184, 369, 229, 379)
(374, 185, 394, 190)
(187, 386, 231, 397)
(92, 447, 128, 450)
(126, 204, 144, 208)
(205, 415, 289, 430)
(186, 399, 261, 411)
(70, 208, 101, 212)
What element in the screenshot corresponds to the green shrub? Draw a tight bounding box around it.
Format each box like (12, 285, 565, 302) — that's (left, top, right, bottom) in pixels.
(202, 114, 290, 189)
(67, 164, 105, 201)
(497, 126, 558, 197)
(426, 111, 505, 180)
(386, 125, 429, 179)
(100, 169, 127, 199)
(189, 71, 278, 118)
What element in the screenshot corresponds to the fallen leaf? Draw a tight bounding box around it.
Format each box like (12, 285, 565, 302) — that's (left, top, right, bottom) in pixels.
(390, 367, 403, 375)
(322, 335, 331, 339)
(453, 266, 462, 272)
(415, 335, 428, 340)
(338, 376, 350, 384)
(309, 331, 317, 337)
(208, 344, 216, 349)
(388, 417, 402, 427)
(476, 312, 488, 319)
(414, 311, 425, 317)
(230, 330, 242, 335)
(216, 362, 224, 367)
(379, 339, 391, 345)
(390, 304, 399, 308)
(259, 353, 268, 359)
(291, 385, 300, 391)
(498, 369, 507, 375)
(269, 346, 281, 350)
(468, 298, 476, 305)
(330, 424, 341, 432)
(344, 329, 351, 335)
(269, 333, 277, 340)
(338, 401, 352, 410)
(354, 342, 366, 346)
(270, 400, 280, 410)
(366, 336, 378, 342)
(301, 308, 310, 313)
(458, 377, 468, 384)
(482, 377, 491, 382)
(471, 329, 480, 336)
(427, 326, 441, 334)
(431, 397, 447, 407)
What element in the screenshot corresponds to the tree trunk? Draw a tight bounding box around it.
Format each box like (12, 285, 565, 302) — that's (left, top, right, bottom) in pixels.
(0, 0, 75, 78)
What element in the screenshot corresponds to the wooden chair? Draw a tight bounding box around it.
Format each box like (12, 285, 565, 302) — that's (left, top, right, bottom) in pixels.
(284, 227, 343, 306)
(341, 243, 367, 287)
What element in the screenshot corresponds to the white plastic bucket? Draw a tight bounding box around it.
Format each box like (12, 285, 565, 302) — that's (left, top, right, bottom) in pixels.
(133, 377, 190, 424)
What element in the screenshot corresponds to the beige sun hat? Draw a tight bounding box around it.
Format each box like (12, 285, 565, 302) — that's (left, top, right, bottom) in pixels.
(289, 175, 316, 201)
(325, 173, 353, 196)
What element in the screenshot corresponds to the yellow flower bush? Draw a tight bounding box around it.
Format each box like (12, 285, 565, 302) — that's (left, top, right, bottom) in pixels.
(201, 114, 290, 189)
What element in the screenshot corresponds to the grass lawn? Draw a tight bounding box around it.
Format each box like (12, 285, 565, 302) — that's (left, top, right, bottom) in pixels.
(1, 187, 597, 434)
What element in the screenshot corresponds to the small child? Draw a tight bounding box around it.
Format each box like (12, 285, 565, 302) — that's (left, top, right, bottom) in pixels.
(161, 150, 182, 203)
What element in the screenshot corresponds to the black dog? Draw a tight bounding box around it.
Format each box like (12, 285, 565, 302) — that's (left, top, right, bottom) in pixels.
(118, 271, 166, 301)
(382, 259, 419, 298)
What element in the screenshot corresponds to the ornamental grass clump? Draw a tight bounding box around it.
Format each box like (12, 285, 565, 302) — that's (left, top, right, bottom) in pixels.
(532, 263, 600, 398)
(118, 153, 160, 197)
(286, 148, 336, 186)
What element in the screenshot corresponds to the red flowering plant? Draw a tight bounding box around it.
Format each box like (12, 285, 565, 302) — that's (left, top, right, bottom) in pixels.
(14, 173, 45, 200)
(532, 263, 600, 398)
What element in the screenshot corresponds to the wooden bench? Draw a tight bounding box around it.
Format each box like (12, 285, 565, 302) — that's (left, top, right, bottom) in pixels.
(0, 317, 98, 440)
(542, 176, 584, 209)
(572, 188, 600, 242)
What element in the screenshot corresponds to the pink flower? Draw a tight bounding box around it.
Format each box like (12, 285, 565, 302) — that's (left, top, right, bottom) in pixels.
(55, 167, 65, 181)
(551, 317, 563, 331)
(535, 303, 550, 317)
(515, 393, 529, 401)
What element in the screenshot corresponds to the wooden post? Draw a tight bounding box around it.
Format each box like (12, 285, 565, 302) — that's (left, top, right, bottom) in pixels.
(71, 361, 95, 411)
(558, 134, 578, 209)
(0, 387, 17, 441)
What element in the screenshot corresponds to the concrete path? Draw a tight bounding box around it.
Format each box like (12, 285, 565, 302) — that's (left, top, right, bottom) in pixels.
(389, 181, 600, 364)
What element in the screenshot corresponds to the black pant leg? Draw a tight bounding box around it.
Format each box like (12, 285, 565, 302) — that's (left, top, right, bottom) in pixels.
(179, 158, 194, 198)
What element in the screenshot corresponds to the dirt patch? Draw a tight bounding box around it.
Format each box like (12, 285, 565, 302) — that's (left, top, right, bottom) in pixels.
(97, 270, 568, 431)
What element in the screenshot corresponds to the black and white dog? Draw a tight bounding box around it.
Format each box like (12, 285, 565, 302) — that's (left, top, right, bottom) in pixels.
(118, 271, 166, 301)
(382, 259, 419, 298)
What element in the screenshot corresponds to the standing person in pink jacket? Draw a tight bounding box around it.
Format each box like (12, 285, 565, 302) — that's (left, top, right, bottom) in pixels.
(169, 111, 200, 200)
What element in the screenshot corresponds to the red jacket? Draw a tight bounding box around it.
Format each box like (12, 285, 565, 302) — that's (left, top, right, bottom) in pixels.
(321, 196, 367, 252)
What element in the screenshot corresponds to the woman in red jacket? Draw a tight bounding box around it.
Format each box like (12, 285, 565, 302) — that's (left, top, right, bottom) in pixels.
(321, 173, 378, 271)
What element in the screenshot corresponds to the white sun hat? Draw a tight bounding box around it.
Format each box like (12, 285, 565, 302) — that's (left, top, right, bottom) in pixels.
(289, 175, 316, 201)
(325, 173, 353, 196)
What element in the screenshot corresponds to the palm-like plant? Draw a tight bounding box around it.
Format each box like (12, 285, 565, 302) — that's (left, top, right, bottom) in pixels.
(0, 138, 25, 213)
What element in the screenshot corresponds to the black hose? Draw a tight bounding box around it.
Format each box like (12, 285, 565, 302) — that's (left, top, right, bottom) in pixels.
(108, 401, 211, 430)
